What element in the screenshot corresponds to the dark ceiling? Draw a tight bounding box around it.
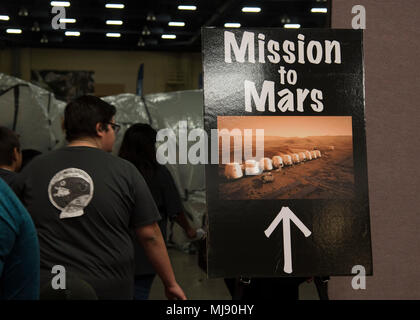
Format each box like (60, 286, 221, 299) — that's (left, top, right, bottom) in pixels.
(0, 0, 331, 52)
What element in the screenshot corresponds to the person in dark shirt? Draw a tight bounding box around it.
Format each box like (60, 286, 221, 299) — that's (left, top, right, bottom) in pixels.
(0, 127, 22, 185)
(119, 123, 204, 300)
(12, 96, 186, 300)
(0, 177, 40, 300)
(21, 149, 42, 170)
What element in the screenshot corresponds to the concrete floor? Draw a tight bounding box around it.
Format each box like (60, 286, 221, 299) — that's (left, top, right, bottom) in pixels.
(149, 248, 319, 300)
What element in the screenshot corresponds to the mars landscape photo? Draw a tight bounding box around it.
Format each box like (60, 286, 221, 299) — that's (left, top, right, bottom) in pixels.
(218, 116, 355, 200)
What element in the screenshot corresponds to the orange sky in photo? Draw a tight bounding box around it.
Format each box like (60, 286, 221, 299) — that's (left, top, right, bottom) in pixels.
(217, 116, 352, 137)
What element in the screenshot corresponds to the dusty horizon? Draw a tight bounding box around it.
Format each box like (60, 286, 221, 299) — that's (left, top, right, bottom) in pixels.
(218, 116, 353, 137)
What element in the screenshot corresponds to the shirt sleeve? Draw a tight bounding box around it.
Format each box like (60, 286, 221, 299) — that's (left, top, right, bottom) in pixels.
(0, 180, 19, 276)
(160, 166, 184, 220)
(128, 164, 162, 228)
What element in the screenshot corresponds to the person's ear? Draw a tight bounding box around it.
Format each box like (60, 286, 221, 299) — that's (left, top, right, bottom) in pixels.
(12, 147, 19, 161)
(13, 147, 22, 171)
(96, 122, 106, 137)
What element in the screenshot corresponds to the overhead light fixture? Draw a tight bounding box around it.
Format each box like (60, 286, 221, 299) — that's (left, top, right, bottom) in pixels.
(161, 34, 176, 39)
(242, 7, 261, 13)
(224, 23, 241, 28)
(284, 24, 301, 29)
(59, 18, 76, 23)
(146, 12, 156, 21)
(31, 21, 41, 32)
(18, 7, 29, 16)
(178, 5, 197, 11)
(50, 1, 71, 7)
(40, 34, 48, 43)
(311, 8, 328, 13)
(6, 28, 22, 34)
(137, 37, 146, 47)
(141, 26, 151, 36)
(65, 31, 80, 36)
(0, 15, 10, 21)
(106, 20, 123, 25)
(280, 15, 291, 24)
(168, 21, 185, 27)
(106, 32, 121, 37)
(105, 3, 124, 9)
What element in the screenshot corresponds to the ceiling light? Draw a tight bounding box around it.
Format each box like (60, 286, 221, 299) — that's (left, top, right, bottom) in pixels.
(168, 22, 185, 27)
(242, 7, 261, 13)
(50, 1, 71, 7)
(6, 28, 22, 34)
(142, 26, 151, 36)
(311, 8, 328, 13)
(284, 24, 301, 29)
(59, 18, 76, 23)
(178, 5, 197, 11)
(0, 15, 10, 21)
(65, 31, 80, 36)
(281, 15, 291, 24)
(41, 35, 48, 43)
(105, 3, 124, 9)
(161, 34, 176, 39)
(137, 38, 146, 47)
(146, 12, 156, 21)
(31, 22, 41, 32)
(18, 8, 29, 16)
(224, 23, 241, 28)
(106, 20, 123, 25)
(106, 32, 121, 37)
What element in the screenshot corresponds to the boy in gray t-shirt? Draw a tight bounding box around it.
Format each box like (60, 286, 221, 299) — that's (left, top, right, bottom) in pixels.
(12, 95, 186, 300)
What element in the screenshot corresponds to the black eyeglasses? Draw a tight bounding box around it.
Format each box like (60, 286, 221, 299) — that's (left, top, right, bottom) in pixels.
(107, 122, 121, 134)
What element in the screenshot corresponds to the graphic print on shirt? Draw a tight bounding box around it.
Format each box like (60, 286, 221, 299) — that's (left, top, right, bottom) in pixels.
(48, 168, 94, 219)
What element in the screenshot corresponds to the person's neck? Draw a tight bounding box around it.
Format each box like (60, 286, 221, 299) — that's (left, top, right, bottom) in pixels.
(68, 138, 102, 149)
(0, 165, 15, 172)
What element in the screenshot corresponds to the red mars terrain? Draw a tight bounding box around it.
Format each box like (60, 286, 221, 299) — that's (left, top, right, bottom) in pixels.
(218, 135, 354, 199)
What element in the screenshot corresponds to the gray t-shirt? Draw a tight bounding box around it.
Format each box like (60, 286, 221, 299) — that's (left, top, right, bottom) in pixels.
(12, 146, 161, 299)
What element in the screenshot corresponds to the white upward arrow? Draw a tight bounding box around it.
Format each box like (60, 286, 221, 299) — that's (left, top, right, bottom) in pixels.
(264, 207, 312, 274)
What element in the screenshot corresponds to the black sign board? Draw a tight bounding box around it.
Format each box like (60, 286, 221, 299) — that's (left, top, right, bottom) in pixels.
(202, 28, 372, 278)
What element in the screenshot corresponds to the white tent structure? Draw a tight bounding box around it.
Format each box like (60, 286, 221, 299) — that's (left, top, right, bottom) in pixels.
(292, 153, 301, 164)
(224, 163, 243, 179)
(298, 152, 307, 162)
(272, 155, 284, 168)
(0, 73, 65, 152)
(282, 154, 293, 166)
(259, 157, 273, 171)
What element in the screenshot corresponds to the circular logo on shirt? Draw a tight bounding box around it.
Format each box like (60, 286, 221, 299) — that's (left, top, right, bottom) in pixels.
(48, 168, 94, 219)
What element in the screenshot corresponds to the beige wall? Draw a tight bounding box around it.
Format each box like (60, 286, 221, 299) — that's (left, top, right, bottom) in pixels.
(0, 47, 202, 95)
(330, 0, 420, 299)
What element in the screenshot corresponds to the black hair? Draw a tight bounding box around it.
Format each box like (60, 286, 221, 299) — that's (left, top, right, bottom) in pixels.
(0, 126, 20, 166)
(118, 123, 158, 183)
(63, 95, 116, 142)
(21, 149, 42, 170)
